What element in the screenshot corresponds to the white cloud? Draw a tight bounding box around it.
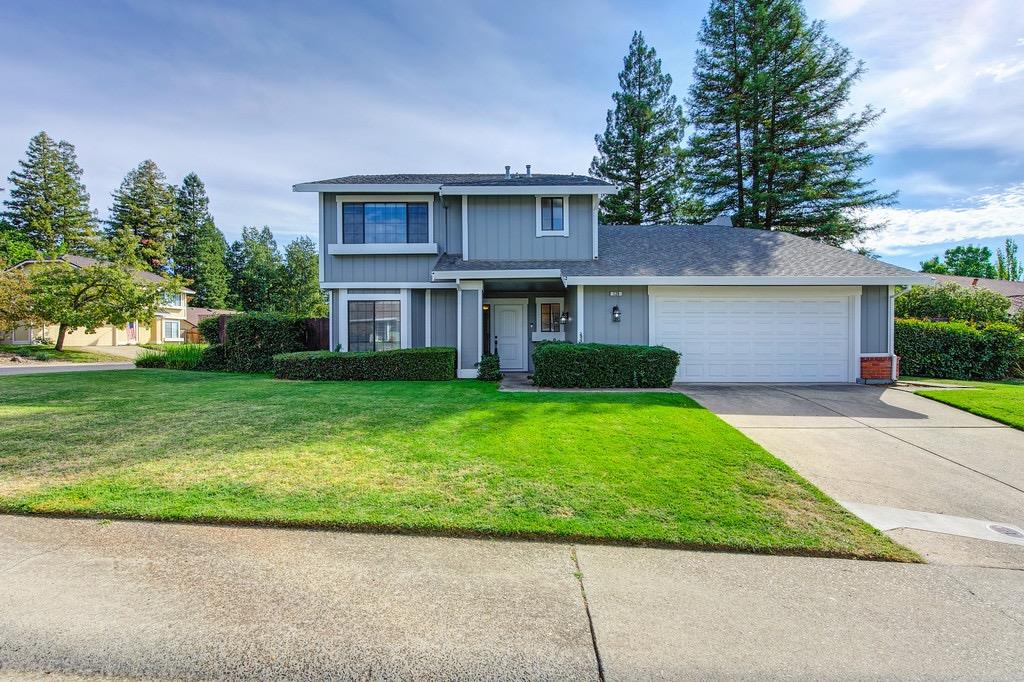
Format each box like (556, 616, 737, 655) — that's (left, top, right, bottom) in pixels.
(808, 0, 1024, 153)
(861, 183, 1024, 254)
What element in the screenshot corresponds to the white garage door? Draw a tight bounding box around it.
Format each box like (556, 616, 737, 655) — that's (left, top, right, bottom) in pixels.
(651, 287, 854, 383)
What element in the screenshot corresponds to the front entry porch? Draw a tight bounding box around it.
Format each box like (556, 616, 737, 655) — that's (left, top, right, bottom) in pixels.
(456, 278, 572, 378)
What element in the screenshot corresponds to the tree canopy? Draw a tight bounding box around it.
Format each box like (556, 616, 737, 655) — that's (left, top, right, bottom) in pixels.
(920, 245, 997, 278)
(590, 31, 690, 224)
(106, 159, 179, 272)
(172, 173, 230, 307)
(686, 0, 894, 244)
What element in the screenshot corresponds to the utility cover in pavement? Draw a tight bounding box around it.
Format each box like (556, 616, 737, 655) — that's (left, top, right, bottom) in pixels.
(841, 501, 1024, 547)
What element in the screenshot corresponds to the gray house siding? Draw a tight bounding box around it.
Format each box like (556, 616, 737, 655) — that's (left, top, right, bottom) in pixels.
(324, 254, 436, 283)
(410, 290, 426, 348)
(466, 195, 593, 261)
(435, 195, 462, 255)
(429, 289, 458, 348)
(583, 285, 649, 345)
(459, 289, 480, 370)
(330, 289, 341, 351)
(564, 285, 578, 343)
(861, 285, 889, 353)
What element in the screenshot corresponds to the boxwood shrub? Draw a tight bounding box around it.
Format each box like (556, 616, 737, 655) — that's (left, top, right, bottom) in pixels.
(477, 353, 502, 381)
(273, 347, 456, 381)
(532, 342, 680, 388)
(895, 318, 1023, 380)
(224, 313, 307, 373)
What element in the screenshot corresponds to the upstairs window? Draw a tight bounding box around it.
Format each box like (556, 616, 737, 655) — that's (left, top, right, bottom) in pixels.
(343, 202, 429, 244)
(161, 293, 184, 307)
(536, 196, 569, 237)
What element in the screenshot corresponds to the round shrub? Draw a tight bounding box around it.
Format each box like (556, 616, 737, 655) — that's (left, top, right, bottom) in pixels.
(477, 353, 502, 381)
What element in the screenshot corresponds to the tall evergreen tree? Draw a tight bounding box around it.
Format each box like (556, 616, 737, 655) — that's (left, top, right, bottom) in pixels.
(590, 31, 689, 224)
(280, 236, 327, 317)
(995, 238, 1021, 281)
(172, 173, 230, 307)
(2, 131, 96, 257)
(226, 226, 283, 312)
(687, 0, 895, 244)
(106, 160, 178, 272)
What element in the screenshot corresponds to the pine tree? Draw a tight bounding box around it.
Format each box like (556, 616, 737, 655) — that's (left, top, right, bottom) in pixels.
(280, 236, 326, 317)
(687, 0, 895, 245)
(226, 226, 283, 312)
(172, 173, 230, 307)
(1, 131, 96, 258)
(590, 31, 689, 224)
(106, 160, 179, 272)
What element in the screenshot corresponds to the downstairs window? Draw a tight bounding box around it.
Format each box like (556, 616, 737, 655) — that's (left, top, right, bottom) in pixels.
(348, 300, 401, 351)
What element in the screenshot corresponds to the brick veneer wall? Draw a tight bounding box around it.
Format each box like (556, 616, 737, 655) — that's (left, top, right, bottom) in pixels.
(860, 355, 899, 383)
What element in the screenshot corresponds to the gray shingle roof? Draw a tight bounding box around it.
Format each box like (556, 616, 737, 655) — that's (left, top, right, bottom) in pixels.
(434, 225, 926, 279)
(301, 173, 612, 187)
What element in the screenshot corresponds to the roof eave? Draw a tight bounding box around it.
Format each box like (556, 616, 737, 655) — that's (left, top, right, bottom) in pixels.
(432, 268, 563, 281)
(439, 185, 615, 196)
(293, 183, 442, 193)
(562, 275, 936, 286)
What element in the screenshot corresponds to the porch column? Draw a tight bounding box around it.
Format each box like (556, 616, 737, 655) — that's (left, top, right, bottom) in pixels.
(457, 280, 483, 378)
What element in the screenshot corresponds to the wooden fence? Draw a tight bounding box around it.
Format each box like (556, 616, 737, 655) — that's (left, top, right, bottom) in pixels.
(211, 315, 329, 351)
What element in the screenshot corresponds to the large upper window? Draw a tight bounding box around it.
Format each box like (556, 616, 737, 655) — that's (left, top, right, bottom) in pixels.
(348, 300, 400, 352)
(343, 202, 429, 244)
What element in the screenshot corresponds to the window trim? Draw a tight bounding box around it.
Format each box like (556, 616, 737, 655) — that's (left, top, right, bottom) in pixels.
(161, 293, 184, 308)
(533, 296, 565, 341)
(336, 289, 411, 352)
(535, 195, 570, 238)
(162, 318, 182, 341)
(336, 195, 434, 247)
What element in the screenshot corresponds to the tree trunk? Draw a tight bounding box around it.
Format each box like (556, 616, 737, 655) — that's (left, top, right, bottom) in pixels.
(55, 323, 68, 351)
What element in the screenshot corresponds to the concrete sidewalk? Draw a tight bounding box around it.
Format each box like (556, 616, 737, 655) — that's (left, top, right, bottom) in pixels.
(1, 516, 1021, 680)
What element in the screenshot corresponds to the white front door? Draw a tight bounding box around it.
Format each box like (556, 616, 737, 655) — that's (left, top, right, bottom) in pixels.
(492, 302, 527, 370)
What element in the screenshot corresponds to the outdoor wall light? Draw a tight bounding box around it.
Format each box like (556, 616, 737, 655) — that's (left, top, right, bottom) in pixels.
(559, 310, 571, 325)
(611, 305, 622, 323)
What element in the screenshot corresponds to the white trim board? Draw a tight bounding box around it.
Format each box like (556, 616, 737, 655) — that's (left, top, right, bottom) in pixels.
(334, 195, 434, 247)
(320, 281, 457, 289)
(485, 298, 529, 371)
(533, 296, 566, 342)
(433, 269, 562, 281)
(328, 243, 438, 255)
(440, 186, 613, 196)
(295, 183, 441, 193)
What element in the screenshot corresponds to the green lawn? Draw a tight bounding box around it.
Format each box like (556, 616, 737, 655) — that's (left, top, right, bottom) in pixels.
(0, 343, 124, 363)
(908, 377, 1024, 430)
(0, 370, 916, 561)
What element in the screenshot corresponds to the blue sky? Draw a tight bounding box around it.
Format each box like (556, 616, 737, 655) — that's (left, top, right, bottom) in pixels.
(1, 0, 1022, 271)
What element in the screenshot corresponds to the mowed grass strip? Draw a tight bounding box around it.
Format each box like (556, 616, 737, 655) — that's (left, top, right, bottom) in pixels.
(909, 377, 1024, 430)
(0, 370, 916, 561)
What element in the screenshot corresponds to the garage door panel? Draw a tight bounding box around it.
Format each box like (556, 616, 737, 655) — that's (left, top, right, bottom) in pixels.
(652, 290, 852, 383)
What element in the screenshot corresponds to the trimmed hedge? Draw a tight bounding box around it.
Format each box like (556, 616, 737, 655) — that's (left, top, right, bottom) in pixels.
(224, 313, 307, 373)
(197, 316, 222, 345)
(895, 318, 1023, 380)
(532, 342, 680, 388)
(196, 344, 227, 371)
(477, 353, 502, 381)
(273, 347, 457, 381)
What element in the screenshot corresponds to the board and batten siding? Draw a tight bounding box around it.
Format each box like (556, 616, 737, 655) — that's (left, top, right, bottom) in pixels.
(429, 289, 458, 348)
(583, 286, 649, 345)
(860, 285, 889, 354)
(459, 289, 480, 370)
(410, 290, 426, 348)
(466, 195, 594, 261)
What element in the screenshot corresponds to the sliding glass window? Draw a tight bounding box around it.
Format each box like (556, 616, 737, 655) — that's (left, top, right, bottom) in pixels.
(342, 203, 429, 244)
(348, 300, 401, 351)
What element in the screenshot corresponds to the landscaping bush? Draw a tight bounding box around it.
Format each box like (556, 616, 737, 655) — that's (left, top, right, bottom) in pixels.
(273, 347, 457, 381)
(196, 344, 227, 371)
(197, 316, 222, 345)
(532, 342, 680, 388)
(895, 319, 1023, 380)
(135, 350, 166, 368)
(895, 283, 1011, 324)
(160, 343, 207, 370)
(223, 313, 307, 373)
(477, 353, 502, 381)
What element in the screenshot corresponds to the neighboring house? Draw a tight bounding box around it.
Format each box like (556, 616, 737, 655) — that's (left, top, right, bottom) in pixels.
(294, 169, 931, 383)
(182, 307, 237, 342)
(928, 274, 1024, 314)
(0, 255, 193, 347)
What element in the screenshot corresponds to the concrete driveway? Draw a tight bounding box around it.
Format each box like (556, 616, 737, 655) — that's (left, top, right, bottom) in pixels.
(2, 516, 1023, 681)
(681, 384, 1024, 568)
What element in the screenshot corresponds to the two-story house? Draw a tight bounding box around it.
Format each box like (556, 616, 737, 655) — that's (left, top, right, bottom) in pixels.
(295, 169, 930, 383)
